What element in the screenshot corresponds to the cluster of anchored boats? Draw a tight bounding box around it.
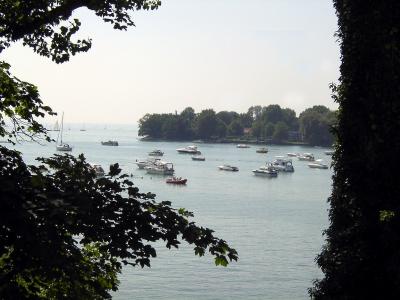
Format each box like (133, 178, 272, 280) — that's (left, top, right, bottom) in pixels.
(135, 145, 204, 184)
(134, 144, 332, 183)
(287, 152, 331, 169)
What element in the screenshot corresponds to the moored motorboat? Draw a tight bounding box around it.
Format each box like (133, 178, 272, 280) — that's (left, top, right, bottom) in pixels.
(324, 150, 334, 156)
(191, 155, 205, 161)
(166, 177, 187, 185)
(287, 153, 299, 157)
(308, 159, 329, 169)
(148, 149, 164, 156)
(176, 145, 201, 154)
(256, 147, 268, 153)
(218, 165, 239, 172)
(145, 161, 174, 175)
(298, 153, 315, 161)
(135, 158, 161, 169)
(101, 140, 118, 146)
(253, 164, 278, 177)
(237, 144, 250, 148)
(272, 157, 294, 172)
(138, 135, 151, 141)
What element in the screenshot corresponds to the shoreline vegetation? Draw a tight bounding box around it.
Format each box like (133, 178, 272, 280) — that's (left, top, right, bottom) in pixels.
(139, 136, 310, 146)
(138, 105, 336, 147)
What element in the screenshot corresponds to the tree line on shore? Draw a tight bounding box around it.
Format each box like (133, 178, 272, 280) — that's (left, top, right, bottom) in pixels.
(138, 105, 336, 146)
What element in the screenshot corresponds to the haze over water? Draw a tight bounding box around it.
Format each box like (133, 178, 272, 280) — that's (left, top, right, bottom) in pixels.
(14, 124, 331, 299)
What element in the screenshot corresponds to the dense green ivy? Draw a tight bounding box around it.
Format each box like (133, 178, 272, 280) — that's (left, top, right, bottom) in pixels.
(310, 1, 400, 298)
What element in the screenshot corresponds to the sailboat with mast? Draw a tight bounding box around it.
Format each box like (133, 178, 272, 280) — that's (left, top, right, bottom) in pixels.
(56, 112, 72, 151)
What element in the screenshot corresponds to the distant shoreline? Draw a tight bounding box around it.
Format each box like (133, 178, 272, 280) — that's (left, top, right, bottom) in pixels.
(138, 105, 336, 148)
(138, 137, 323, 147)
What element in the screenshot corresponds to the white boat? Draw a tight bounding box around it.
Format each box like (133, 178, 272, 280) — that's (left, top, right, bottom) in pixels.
(166, 177, 187, 185)
(101, 140, 118, 146)
(138, 135, 151, 141)
(191, 155, 205, 161)
(176, 145, 201, 154)
(308, 159, 329, 169)
(136, 161, 148, 169)
(237, 144, 250, 148)
(324, 150, 334, 156)
(148, 149, 164, 156)
(145, 162, 174, 175)
(298, 153, 315, 161)
(218, 165, 239, 172)
(256, 147, 268, 153)
(56, 112, 72, 152)
(272, 157, 294, 172)
(56, 143, 72, 151)
(253, 164, 278, 177)
(135, 158, 161, 169)
(287, 153, 299, 157)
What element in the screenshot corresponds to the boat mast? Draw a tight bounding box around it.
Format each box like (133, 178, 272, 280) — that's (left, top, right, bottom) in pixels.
(60, 112, 64, 144)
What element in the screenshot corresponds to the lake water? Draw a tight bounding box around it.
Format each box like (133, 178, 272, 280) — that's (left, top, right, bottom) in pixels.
(13, 124, 332, 299)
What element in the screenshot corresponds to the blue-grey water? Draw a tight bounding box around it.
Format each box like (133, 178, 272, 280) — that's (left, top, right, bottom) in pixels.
(12, 124, 331, 299)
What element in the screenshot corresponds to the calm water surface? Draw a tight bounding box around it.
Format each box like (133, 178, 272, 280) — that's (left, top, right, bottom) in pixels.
(14, 125, 332, 300)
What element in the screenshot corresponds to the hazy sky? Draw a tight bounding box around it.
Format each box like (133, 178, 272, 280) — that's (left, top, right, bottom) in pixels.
(3, 0, 339, 124)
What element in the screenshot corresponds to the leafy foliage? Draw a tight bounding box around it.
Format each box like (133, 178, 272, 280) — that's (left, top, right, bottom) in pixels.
(0, 0, 161, 63)
(299, 105, 336, 146)
(0, 61, 55, 142)
(310, 1, 400, 298)
(195, 109, 218, 139)
(0, 1, 238, 298)
(0, 147, 238, 298)
(272, 121, 289, 142)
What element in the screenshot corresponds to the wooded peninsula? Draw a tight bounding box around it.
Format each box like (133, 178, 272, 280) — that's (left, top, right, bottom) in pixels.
(138, 105, 336, 146)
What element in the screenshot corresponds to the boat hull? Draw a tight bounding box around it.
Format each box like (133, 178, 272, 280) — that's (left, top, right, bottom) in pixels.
(145, 167, 174, 175)
(192, 156, 205, 161)
(147, 170, 174, 175)
(298, 157, 314, 161)
(308, 163, 328, 169)
(56, 146, 72, 151)
(166, 178, 187, 184)
(287, 153, 298, 157)
(101, 141, 118, 146)
(136, 162, 147, 169)
(177, 150, 201, 154)
(274, 165, 294, 172)
(218, 166, 239, 172)
(252, 170, 278, 177)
